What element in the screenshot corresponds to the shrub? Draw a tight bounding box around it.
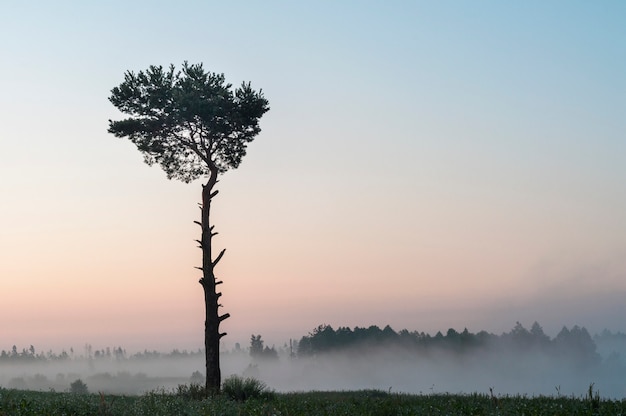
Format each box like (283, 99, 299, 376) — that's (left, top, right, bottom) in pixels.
(69, 378, 89, 394)
(190, 371, 204, 385)
(221, 375, 273, 402)
(176, 383, 207, 400)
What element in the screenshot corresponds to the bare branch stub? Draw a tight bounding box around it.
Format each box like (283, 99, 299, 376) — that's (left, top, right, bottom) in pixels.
(213, 248, 226, 267)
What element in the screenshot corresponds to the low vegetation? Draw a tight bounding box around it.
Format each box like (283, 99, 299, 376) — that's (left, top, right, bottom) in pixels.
(222, 375, 274, 402)
(1, 383, 625, 416)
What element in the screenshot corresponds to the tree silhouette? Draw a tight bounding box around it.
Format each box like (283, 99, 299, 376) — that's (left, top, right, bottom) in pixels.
(249, 335, 264, 359)
(108, 62, 269, 392)
(249, 334, 278, 361)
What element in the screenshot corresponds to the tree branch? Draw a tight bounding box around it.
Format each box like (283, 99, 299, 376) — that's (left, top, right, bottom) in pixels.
(197, 126, 213, 164)
(213, 248, 226, 267)
(189, 119, 214, 164)
(172, 129, 211, 166)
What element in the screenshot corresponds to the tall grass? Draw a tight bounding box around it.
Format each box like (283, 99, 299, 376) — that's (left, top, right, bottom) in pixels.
(1, 386, 625, 415)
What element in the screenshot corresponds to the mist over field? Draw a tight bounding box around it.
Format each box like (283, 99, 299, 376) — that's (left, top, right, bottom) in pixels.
(2, 324, 626, 399)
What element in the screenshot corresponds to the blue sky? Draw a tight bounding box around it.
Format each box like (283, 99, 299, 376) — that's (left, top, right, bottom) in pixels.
(1, 1, 625, 351)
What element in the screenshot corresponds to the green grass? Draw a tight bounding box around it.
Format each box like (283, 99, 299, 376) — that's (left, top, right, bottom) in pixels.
(1, 386, 625, 415)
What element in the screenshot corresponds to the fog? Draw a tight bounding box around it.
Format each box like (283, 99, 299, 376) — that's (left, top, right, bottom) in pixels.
(2, 335, 625, 399)
(228, 344, 626, 399)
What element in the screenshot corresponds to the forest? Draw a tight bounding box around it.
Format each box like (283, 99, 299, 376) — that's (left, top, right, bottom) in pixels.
(2, 322, 625, 368)
(296, 322, 605, 366)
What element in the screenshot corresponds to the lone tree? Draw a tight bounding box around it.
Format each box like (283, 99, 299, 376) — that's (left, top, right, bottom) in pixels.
(108, 62, 269, 393)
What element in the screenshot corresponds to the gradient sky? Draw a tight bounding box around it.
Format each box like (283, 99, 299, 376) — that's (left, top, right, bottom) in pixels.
(1, 1, 625, 353)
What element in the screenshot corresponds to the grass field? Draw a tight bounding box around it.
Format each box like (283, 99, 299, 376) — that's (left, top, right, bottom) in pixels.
(1, 386, 625, 416)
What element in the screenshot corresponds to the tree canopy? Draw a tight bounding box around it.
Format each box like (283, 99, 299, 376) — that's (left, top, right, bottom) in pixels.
(108, 62, 269, 182)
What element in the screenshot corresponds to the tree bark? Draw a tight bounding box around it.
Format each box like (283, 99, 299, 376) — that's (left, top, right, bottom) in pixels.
(198, 168, 228, 394)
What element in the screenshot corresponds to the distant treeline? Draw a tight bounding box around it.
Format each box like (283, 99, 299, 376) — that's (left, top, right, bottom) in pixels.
(296, 322, 624, 367)
(3, 323, 625, 366)
(0, 344, 203, 364)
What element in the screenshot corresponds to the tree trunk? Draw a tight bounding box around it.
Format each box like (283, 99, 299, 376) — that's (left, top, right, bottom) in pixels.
(198, 170, 229, 394)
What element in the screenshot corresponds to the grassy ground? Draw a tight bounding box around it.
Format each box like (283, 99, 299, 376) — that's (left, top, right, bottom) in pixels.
(1, 387, 625, 415)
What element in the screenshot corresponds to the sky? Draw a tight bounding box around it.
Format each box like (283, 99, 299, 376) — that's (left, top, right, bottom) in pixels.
(1, 1, 625, 353)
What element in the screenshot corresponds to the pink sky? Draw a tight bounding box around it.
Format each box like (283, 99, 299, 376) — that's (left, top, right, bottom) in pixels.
(1, 1, 625, 353)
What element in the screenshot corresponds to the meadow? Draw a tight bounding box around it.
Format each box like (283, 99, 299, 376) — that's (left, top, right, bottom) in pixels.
(1, 385, 625, 416)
